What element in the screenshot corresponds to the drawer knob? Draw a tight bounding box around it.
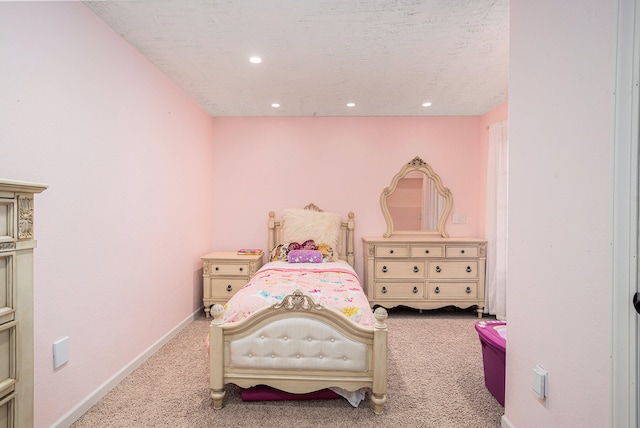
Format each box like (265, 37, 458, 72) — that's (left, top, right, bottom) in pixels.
(239, 267, 243, 272)
(434, 286, 441, 294)
(389, 249, 394, 254)
(461, 249, 466, 254)
(215, 267, 219, 271)
(466, 286, 472, 294)
(382, 266, 388, 273)
(466, 266, 472, 273)
(435, 266, 441, 273)
(413, 286, 419, 294)
(226, 284, 233, 292)
(425, 249, 430, 254)
(381, 286, 388, 294)
(413, 266, 419, 273)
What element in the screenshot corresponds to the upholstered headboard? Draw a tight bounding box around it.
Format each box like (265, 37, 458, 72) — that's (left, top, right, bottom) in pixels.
(267, 203, 355, 267)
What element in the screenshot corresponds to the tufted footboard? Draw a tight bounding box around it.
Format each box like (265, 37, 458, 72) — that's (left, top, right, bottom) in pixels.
(209, 290, 388, 414)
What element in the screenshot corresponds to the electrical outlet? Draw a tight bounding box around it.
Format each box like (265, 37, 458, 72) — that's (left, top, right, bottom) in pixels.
(53, 336, 69, 369)
(532, 365, 548, 399)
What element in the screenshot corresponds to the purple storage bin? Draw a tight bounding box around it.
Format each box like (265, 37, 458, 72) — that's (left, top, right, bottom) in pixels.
(475, 320, 506, 406)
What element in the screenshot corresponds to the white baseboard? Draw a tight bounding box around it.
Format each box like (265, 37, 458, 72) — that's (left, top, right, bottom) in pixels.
(50, 308, 202, 428)
(501, 414, 515, 428)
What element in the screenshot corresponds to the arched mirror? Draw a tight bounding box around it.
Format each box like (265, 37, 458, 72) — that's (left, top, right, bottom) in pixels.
(380, 156, 453, 238)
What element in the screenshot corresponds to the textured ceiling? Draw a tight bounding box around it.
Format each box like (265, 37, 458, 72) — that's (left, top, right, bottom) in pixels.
(84, 0, 508, 117)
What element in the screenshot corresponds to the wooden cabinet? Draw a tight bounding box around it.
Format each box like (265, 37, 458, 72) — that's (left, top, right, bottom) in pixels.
(362, 237, 486, 317)
(0, 179, 47, 428)
(201, 252, 264, 317)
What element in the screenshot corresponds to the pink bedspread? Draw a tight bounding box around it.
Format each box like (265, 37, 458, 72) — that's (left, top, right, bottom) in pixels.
(223, 261, 375, 326)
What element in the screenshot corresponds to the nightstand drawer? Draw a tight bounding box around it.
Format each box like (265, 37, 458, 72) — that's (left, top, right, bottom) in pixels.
(374, 245, 409, 258)
(429, 282, 478, 299)
(375, 261, 425, 278)
(207, 262, 250, 277)
(206, 278, 248, 299)
(428, 261, 478, 278)
(374, 282, 424, 299)
(0, 321, 17, 399)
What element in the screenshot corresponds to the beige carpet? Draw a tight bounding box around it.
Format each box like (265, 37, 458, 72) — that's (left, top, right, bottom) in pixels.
(71, 307, 504, 428)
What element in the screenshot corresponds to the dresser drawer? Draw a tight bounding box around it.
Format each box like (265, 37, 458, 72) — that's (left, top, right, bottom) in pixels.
(375, 261, 425, 279)
(374, 245, 409, 258)
(428, 261, 479, 278)
(374, 282, 424, 299)
(206, 262, 250, 277)
(429, 282, 478, 299)
(410, 245, 444, 258)
(445, 246, 479, 258)
(0, 321, 16, 399)
(0, 391, 16, 428)
(206, 278, 248, 299)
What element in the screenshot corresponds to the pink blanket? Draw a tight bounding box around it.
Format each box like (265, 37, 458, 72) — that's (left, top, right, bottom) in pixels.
(222, 261, 374, 326)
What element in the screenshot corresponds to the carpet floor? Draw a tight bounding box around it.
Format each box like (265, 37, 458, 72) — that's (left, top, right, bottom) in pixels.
(71, 307, 504, 428)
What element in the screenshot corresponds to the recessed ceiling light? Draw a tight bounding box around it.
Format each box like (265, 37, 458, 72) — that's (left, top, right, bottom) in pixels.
(346, 102, 356, 107)
(422, 102, 433, 107)
(271, 103, 280, 108)
(249, 56, 262, 64)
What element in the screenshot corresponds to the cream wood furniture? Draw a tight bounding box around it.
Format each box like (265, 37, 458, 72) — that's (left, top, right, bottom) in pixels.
(201, 252, 264, 317)
(381, 156, 453, 238)
(0, 179, 47, 428)
(362, 237, 486, 317)
(209, 206, 389, 414)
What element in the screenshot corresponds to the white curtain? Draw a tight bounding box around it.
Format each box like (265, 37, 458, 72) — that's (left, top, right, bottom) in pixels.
(485, 119, 508, 320)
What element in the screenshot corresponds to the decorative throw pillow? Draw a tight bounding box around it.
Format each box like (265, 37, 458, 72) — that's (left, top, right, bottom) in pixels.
(316, 243, 335, 262)
(281, 209, 341, 257)
(288, 249, 323, 263)
(269, 243, 290, 262)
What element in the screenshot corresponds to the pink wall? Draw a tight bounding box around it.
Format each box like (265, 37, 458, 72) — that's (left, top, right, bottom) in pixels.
(1, 3, 215, 426)
(210, 116, 492, 279)
(506, 0, 614, 426)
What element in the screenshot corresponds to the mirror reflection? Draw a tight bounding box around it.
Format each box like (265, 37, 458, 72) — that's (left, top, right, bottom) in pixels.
(380, 156, 452, 238)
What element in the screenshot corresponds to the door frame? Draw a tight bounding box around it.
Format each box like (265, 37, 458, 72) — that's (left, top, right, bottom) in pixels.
(611, 0, 640, 426)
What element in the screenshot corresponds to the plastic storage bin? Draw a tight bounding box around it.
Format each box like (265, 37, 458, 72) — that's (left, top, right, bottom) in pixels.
(475, 320, 506, 406)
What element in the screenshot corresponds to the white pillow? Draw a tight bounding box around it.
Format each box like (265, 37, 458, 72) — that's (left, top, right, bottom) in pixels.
(281, 208, 341, 256)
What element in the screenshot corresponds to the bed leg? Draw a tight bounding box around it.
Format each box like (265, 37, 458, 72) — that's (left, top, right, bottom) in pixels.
(372, 307, 388, 415)
(211, 389, 226, 410)
(210, 304, 226, 410)
(372, 392, 387, 415)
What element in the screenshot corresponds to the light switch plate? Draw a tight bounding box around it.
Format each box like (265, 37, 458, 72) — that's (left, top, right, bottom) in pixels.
(53, 336, 69, 369)
(452, 213, 466, 224)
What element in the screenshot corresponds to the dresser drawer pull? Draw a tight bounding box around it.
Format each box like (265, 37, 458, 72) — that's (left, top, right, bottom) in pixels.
(425, 249, 430, 254)
(466, 266, 472, 273)
(215, 267, 219, 271)
(381, 286, 388, 294)
(239, 267, 244, 272)
(413, 266, 419, 273)
(413, 286, 419, 294)
(461, 249, 465, 254)
(226, 284, 233, 292)
(466, 287, 472, 294)
(434, 286, 440, 294)
(435, 266, 441, 273)
(389, 249, 394, 254)
(382, 266, 388, 273)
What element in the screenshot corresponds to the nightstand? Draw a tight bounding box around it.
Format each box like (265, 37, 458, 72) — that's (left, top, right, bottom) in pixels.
(201, 251, 264, 317)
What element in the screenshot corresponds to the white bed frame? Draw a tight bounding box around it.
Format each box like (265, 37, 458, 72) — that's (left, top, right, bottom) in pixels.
(209, 204, 389, 414)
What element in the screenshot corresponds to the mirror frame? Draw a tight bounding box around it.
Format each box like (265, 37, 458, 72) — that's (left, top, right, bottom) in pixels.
(380, 156, 453, 238)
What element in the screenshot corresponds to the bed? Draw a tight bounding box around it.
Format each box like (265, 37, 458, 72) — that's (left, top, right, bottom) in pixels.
(209, 204, 389, 414)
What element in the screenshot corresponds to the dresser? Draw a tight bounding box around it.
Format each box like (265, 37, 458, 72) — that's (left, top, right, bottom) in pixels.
(362, 237, 486, 317)
(0, 179, 47, 428)
(201, 252, 264, 317)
